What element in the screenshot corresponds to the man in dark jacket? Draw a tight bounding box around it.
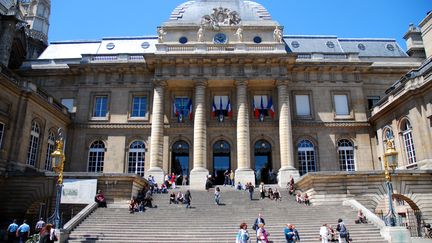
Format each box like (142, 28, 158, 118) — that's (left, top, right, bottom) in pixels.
(185, 190, 192, 208)
(252, 213, 265, 232)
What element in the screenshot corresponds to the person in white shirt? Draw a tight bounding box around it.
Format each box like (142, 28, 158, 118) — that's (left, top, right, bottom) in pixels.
(320, 224, 329, 243)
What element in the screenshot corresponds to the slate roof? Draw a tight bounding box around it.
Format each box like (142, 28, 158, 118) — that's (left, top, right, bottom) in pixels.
(283, 36, 407, 57)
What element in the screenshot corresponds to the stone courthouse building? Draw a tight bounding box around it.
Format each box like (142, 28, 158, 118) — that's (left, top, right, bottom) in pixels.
(1, 1, 432, 229)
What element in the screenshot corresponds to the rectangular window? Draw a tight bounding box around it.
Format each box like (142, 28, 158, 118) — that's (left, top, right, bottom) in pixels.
(295, 95, 311, 116)
(61, 98, 76, 113)
(213, 95, 229, 117)
(253, 95, 269, 117)
(93, 96, 108, 118)
(0, 122, 4, 149)
(334, 94, 349, 116)
(131, 96, 147, 118)
(367, 96, 380, 110)
(173, 97, 191, 121)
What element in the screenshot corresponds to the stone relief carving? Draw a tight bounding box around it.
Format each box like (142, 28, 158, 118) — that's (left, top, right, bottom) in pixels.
(201, 7, 241, 31)
(157, 27, 166, 43)
(273, 26, 283, 43)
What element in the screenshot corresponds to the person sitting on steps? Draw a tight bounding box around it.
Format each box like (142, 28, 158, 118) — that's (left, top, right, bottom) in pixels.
(169, 192, 176, 204)
(356, 209, 367, 224)
(95, 189, 107, 208)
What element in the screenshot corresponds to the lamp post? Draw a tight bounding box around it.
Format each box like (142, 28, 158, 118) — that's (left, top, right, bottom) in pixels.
(383, 139, 398, 227)
(48, 128, 65, 229)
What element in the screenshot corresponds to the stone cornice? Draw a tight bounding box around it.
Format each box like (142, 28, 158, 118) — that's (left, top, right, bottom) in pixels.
(292, 121, 370, 128)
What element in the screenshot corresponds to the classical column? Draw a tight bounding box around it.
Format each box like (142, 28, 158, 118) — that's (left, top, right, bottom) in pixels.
(277, 79, 300, 187)
(190, 79, 209, 190)
(147, 79, 167, 185)
(235, 79, 255, 185)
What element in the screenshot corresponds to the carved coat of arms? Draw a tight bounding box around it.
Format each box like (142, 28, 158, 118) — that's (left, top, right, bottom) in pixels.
(201, 7, 241, 30)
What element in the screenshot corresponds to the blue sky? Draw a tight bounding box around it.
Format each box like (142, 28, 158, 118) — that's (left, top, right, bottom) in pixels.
(49, 0, 431, 50)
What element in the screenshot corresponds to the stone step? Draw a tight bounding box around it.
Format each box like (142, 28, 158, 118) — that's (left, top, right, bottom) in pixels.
(68, 188, 388, 242)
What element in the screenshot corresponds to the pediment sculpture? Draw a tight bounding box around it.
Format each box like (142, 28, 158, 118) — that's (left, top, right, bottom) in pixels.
(201, 7, 241, 31)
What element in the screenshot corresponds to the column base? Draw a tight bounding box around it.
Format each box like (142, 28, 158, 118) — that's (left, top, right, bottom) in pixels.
(235, 169, 256, 187)
(147, 167, 165, 186)
(190, 168, 209, 190)
(278, 168, 300, 188)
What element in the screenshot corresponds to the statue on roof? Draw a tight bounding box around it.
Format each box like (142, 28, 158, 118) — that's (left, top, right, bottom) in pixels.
(235, 27, 243, 42)
(157, 27, 167, 43)
(273, 26, 283, 43)
(197, 25, 204, 42)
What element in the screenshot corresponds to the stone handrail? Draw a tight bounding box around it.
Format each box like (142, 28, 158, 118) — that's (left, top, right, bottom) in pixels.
(343, 199, 385, 228)
(58, 202, 98, 243)
(343, 199, 411, 243)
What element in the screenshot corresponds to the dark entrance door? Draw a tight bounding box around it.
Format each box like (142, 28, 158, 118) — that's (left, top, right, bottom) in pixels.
(172, 140, 189, 185)
(254, 140, 273, 184)
(213, 140, 231, 185)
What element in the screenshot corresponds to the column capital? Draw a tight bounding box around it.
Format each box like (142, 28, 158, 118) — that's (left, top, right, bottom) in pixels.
(193, 77, 208, 87)
(275, 78, 290, 87)
(235, 77, 249, 87)
(152, 78, 168, 87)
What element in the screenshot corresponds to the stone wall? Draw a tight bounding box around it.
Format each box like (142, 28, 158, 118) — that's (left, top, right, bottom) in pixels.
(295, 171, 432, 222)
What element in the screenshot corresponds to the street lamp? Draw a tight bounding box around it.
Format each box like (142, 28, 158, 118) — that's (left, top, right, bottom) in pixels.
(383, 139, 398, 226)
(48, 128, 65, 229)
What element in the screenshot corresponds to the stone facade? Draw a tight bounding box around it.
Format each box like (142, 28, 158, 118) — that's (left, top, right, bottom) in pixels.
(16, 0, 428, 190)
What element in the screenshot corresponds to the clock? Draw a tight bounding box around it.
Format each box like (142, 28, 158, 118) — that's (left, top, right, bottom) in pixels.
(213, 33, 227, 44)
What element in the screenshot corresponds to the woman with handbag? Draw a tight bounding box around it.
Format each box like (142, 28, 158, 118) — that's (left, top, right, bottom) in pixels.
(256, 223, 269, 243)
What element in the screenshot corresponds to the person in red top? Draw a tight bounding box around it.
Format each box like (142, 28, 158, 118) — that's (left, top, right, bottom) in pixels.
(170, 173, 177, 189)
(95, 190, 107, 208)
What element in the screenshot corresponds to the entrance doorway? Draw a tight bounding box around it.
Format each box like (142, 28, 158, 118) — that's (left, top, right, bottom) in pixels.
(213, 140, 231, 185)
(254, 140, 274, 184)
(171, 140, 189, 185)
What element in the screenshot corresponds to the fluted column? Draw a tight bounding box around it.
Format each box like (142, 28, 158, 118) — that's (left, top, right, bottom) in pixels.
(190, 79, 209, 190)
(147, 80, 167, 185)
(235, 79, 255, 185)
(277, 79, 300, 187)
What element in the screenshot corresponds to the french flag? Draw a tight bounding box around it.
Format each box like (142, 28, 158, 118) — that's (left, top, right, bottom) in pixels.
(226, 98, 232, 118)
(253, 99, 259, 118)
(188, 99, 193, 120)
(268, 97, 275, 118)
(212, 99, 217, 118)
(173, 102, 179, 117)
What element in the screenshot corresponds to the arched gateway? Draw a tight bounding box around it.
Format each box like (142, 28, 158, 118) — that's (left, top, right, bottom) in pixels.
(171, 141, 190, 184)
(213, 140, 231, 185)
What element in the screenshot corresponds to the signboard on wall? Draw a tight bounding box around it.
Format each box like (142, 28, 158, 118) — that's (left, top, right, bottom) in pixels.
(61, 179, 97, 204)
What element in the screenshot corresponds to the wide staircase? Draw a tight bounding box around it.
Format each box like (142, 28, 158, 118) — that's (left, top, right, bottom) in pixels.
(68, 186, 388, 243)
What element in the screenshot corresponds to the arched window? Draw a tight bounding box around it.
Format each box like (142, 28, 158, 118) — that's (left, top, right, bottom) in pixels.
(27, 121, 40, 166)
(88, 141, 105, 173)
(128, 141, 146, 176)
(338, 139, 355, 171)
(44, 130, 55, 170)
(297, 139, 317, 175)
(401, 120, 416, 164)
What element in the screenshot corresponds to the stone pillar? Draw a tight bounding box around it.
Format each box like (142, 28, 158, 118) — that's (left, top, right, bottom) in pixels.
(234, 79, 255, 185)
(190, 79, 209, 190)
(147, 80, 167, 185)
(277, 79, 300, 187)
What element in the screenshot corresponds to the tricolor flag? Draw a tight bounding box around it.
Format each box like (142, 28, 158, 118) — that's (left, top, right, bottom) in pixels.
(212, 99, 217, 118)
(226, 98, 232, 118)
(253, 99, 259, 118)
(268, 97, 275, 118)
(188, 99, 193, 120)
(219, 96, 223, 112)
(173, 102, 179, 117)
